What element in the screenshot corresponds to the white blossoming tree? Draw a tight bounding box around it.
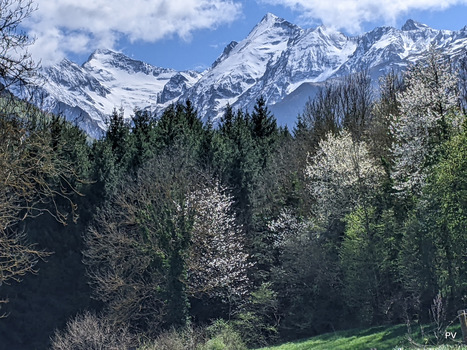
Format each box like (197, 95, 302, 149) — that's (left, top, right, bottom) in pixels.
(305, 130, 384, 225)
(390, 48, 462, 194)
(84, 156, 250, 332)
(186, 182, 251, 301)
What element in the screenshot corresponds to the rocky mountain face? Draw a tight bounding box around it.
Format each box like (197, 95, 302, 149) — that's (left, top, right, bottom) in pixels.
(24, 14, 467, 137)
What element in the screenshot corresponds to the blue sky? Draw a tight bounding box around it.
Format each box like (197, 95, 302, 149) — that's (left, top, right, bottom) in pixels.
(23, 0, 467, 71)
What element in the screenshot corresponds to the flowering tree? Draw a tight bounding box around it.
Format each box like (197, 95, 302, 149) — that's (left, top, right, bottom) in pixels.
(84, 155, 250, 332)
(186, 183, 250, 301)
(390, 48, 462, 194)
(305, 130, 384, 224)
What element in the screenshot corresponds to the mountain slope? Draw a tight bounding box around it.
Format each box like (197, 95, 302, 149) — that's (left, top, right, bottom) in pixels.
(26, 14, 467, 137)
(187, 15, 467, 123)
(33, 49, 201, 138)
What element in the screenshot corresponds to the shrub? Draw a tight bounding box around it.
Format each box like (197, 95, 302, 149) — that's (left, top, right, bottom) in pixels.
(140, 320, 246, 350)
(139, 326, 205, 350)
(201, 320, 247, 350)
(50, 311, 135, 350)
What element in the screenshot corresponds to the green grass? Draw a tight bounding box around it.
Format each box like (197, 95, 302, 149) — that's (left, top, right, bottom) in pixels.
(257, 324, 467, 350)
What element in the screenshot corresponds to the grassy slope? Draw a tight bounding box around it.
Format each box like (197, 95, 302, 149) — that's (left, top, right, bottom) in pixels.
(257, 324, 467, 350)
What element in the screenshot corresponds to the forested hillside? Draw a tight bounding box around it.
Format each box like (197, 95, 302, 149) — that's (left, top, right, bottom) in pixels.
(1, 42, 467, 349)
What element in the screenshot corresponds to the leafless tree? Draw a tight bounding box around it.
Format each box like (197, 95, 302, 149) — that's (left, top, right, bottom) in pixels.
(0, 0, 39, 93)
(0, 1, 87, 318)
(366, 71, 404, 161)
(50, 311, 135, 350)
(298, 70, 374, 143)
(0, 101, 85, 315)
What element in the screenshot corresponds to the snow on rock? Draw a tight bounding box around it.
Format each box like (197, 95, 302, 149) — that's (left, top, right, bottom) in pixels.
(34, 49, 199, 138)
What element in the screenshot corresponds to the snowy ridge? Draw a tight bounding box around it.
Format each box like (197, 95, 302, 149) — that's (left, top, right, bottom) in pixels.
(25, 14, 467, 137)
(184, 15, 467, 124)
(33, 49, 201, 138)
(180, 13, 301, 114)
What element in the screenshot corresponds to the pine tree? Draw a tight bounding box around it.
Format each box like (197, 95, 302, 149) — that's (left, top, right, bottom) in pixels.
(155, 100, 205, 161)
(251, 96, 276, 140)
(130, 109, 157, 170)
(220, 103, 235, 136)
(250, 96, 278, 169)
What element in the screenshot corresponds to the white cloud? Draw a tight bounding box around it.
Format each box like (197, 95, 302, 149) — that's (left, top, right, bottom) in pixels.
(24, 0, 242, 65)
(259, 0, 467, 33)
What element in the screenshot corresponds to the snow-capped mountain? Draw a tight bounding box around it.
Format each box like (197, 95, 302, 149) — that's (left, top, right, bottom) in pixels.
(32, 49, 201, 138)
(184, 14, 467, 123)
(26, 14, 467, 137)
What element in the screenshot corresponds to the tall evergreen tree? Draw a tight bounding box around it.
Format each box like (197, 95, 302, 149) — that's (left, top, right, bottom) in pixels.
(130, 109, 157, 170)
(251, 96, 278, 169)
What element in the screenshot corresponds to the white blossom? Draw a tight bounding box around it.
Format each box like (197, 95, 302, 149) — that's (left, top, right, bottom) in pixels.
(305, 130, 384, 223)
(185, 182, 251, 300)
(268, 209, 317, 250)
(390, 49, 462, 194)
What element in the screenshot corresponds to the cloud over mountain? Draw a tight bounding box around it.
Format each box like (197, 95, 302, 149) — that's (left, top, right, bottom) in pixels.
(24, 0, 242, 64)
(22, 0, 467, 65)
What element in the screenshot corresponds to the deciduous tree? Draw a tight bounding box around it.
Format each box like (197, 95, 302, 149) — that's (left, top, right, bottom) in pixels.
(305, 130, 384, 226)
(0, 0, 38, 92)
(390, 48, 461, 195)
(84, 151, 250, 334)
(0, 104, 84, 289)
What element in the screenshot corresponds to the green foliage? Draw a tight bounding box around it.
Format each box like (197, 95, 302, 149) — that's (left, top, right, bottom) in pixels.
(251, 96, 278, 168)
(155, 100, 205, 158)
(233, 283, 279, 347)
(130, 109, 158, 169)
(340, 207, 402, 324)
(91, 108, 133, 198)
(140, 327, 203, 350)
(139, 321, 246, 350)
(398, 128, 467, 314)
(214, 108, 260, 228)
(202, 320, 247, 350)
(268, 212, 342, 337)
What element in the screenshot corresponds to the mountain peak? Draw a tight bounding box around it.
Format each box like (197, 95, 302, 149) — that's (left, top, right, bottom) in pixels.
(94, 48, 118, 55)
(255, 12, 296, 29)
(83, 48, 124, 68)
(87, 48, 119, 60)
(402, 19, 429, 31)
(262, 12, 278, 21)
(22, 16, 467, 139)
(247, 12, 300, 41)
